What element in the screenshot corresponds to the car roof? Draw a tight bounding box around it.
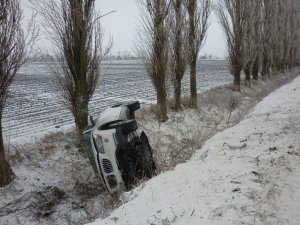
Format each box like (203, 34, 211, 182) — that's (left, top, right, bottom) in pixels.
(95, 105, 128, 127)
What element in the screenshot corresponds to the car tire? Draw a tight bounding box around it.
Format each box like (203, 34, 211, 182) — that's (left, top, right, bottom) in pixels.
(112, 101, 140, 111)
(126, 101, 140, 111)
(100, 119, 138, 134)
(135, 131, 156, 179)
(141, 143, 156, 178)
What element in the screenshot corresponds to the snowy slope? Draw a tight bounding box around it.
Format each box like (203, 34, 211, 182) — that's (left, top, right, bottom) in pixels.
(87, 76, 300, 225)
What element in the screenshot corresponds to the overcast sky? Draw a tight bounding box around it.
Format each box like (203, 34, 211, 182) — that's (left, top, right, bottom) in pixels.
(22, 0, 227, 58)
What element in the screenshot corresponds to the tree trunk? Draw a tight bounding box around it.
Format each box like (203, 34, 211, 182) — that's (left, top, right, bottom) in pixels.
(252, 56, 259, 80)
(172, 0, 184, 111)
(73, 100, 88, 136)
(252, 66, 259, 80)
(262, 55, 269, 77)
(0, 120, 13, 186)
(187, 0, 198, 109)
(174, 79, 182, 111)
(244, 65, 251, 87)
(190, 58, 197, 108)
(157, 87, 168, 122)
(233, 72, 241, 92)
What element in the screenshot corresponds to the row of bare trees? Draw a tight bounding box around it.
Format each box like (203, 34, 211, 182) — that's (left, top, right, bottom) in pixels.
(137, 0, 211, 121)
(138, 0, 300, 120)
(217, 0, 300, 91)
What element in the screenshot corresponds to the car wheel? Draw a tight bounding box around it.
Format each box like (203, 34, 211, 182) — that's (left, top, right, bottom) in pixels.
(126, 101, 140, 111)
(135, 131, 156, 178)
(141, 142, 156, 178)
(100, 119, 138, 134)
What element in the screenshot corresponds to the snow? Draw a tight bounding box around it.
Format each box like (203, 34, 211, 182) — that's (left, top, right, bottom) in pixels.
(0, 131, 113, 225)
(1, 70, 298, 225)
(87, 76, 300, 225)
(5, 60, 231, 143)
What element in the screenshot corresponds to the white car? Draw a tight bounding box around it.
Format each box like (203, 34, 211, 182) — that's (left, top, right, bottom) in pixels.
(83, 101, 156, 194)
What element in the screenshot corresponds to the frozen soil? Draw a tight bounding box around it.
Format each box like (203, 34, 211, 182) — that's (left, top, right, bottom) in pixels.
(0, 68, 299, 225)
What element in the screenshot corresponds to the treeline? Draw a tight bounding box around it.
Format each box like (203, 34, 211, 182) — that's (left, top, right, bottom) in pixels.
(217, 0, 300, 90)
(137, 0, 300, 121)
(27, 53, 137, 62)
(28, 52, 219, 62)
(136, 0, 211, 120)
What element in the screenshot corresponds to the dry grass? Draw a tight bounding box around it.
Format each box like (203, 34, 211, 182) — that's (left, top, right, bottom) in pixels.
(8, 150, 23, 164)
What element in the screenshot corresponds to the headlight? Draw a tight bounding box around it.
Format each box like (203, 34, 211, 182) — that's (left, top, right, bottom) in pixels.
(94, 135, 105, 154)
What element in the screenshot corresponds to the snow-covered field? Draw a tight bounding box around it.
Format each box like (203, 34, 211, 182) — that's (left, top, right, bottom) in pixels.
(87, 76, 300, 225)
(3, 60, 230, 142)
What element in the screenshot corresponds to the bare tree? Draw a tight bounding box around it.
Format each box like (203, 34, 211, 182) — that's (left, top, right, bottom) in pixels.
(251, 0, 263, 80)
(0, 0, 37, 186)
(242, 0, 256, 87)
(219, 0, 300, 84)
(278, 0, 295, 71)
(261, 0, 299, 75)
(242, 0, 264, 86)
(185, 0, 211, 108)
(136, 0, 171, 121)
(271, 0, 284, 73)
(217, 0, 249, 91)
(289, 0, 300, 67)
(261, 0, 276, 77)
(283, 2, 293, 70)
(32, 0, 112, 135)
(244, 0, 300, 79)
(168, 0, 187, 110)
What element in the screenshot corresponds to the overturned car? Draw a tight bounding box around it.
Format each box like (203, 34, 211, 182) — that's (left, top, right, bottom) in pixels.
(82, 101, 156, 194)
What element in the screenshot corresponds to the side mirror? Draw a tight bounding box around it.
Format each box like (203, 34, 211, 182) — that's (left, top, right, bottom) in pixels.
(88, 115, 95, 127)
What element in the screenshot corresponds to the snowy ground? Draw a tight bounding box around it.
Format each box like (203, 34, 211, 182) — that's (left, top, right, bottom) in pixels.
(87, 76, 300, 225)
(0, 70, 298, 225)
(4, 60, 230, 142)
